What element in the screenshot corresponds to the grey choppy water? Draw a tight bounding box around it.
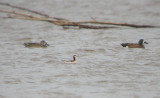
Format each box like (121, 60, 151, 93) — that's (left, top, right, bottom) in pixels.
(0, 0, 160, 98)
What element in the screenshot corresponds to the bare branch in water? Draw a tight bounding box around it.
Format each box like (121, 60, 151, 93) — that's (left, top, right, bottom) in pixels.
(0, 2, 158, 29)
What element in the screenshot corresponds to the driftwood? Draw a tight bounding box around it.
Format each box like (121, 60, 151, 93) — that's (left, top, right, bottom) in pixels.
(0, 2, 158, 29)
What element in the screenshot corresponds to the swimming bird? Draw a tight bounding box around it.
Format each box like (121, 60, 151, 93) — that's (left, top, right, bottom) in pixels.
(24, 40, 49, 48)
(64, 55, 77, 64)
(121, 39, 148, 48)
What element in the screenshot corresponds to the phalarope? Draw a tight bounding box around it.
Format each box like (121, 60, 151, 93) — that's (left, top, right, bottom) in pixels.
(64, 55, 77, 64)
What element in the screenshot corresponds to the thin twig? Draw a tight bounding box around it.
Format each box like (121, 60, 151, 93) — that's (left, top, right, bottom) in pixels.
(0, 2, 69, 21)
(0, 9, 36, 18)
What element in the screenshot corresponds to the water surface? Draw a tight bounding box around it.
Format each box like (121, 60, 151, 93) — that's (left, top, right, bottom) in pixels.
(0, 0, 160, 98)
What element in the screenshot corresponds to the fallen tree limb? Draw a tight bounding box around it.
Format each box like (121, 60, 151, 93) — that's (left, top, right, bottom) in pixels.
(78, 25, 117, 29)
(2, 16, 117, 29)
(74, 21, 156, 28)
(0, 2, 158, 29)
